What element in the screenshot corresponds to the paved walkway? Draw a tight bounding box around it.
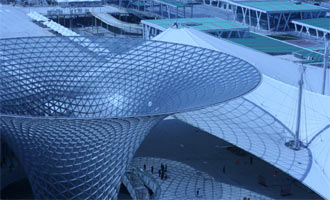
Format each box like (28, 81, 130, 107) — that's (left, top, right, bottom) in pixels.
(131, 157, 271, 200)
(175, 97, 311, 183)
(134, 119, 321, 199)
(91, 12, 142, 34)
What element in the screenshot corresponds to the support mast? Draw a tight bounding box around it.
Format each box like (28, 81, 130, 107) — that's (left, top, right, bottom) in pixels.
(294, 67, 304, 150)
(322, 42, 329, 95)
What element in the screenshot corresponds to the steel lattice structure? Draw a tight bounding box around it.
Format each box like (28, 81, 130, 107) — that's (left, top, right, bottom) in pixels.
(0, 36, 260, 199)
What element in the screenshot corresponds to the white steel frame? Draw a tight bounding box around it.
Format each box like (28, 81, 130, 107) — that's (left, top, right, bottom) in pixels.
(292, 20, 330, 40)
(230, 2, 327, 32)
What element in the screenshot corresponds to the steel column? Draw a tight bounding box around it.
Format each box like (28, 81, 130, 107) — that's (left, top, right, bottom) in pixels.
(248, 9, 251, 26)
(256, 11, 262, 29)
(322, 42, 329, 95)
(276, 13, 282, 31)
(267, 14, 270, 31)
(294, 68, 304, 150)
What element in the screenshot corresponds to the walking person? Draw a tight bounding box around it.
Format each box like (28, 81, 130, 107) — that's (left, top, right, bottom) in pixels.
(196, 188, 200, 196)
(161, 171, 164, 180)
(161, 163, 164, 172)
(143, 164, 146, 170)
(151, 166, 154, 174)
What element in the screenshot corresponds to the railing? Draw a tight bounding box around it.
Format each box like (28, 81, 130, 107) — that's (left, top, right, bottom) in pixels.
(124, 167, 162, 200)
(122, 173, 140, 200)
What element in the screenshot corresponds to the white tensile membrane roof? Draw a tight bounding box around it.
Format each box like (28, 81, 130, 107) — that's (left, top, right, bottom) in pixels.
(27, 12, 79, 36)
(153, 28, 330, 199)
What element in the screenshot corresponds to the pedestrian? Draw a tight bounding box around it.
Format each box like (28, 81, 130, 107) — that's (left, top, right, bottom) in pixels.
(172, 22, 178, 28)
(222, 165, 226, 174)
(151, 166, 154, 174)
(161, 163, 164, 172)
(196, 188, 200, 196)
(144, 164, 146, 170)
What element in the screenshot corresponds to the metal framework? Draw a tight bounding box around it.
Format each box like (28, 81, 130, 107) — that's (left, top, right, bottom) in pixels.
(154, 28, 330, 199)
(231, 1, 328, 32)
(55, 0, 102, 7)
(292, 18, 330, 40)
(203, 0, 232, 11)
(141, 17, 249, 39)
(0, 36, 260, 199)
(91, 12, 143, 35)
(225, 32, 325, 64)
(127, 0, 193, 18)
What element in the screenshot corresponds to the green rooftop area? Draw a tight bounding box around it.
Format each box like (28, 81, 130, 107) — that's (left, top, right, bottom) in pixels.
(307, 45, 325, 51)
(225, 33, 325, 63)
(130, 1, 146, 6)
(155, 0, 187, 7)
(142, 17, 247, 32)
(293, 18, 330, 30)
(236, 0, 327, 12)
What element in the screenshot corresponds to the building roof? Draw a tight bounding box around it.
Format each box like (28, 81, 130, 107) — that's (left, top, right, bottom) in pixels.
(152, 28, 329, 95)
(292, 18, 330, 33)
(0, 5, 52, 39)
(130, 1, 146, 6)
(226, 32, 325, 63)
(232, 0, 328, 13)
(0, 36, 260, 118)
(142, 17, 248, 32)
(153, 27, 330, 199)
(153, 0, 188, 7)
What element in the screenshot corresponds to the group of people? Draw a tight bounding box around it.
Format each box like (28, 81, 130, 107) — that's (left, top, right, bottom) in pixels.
(158, 163, 168, 180)
(143, 163, 168, 180)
